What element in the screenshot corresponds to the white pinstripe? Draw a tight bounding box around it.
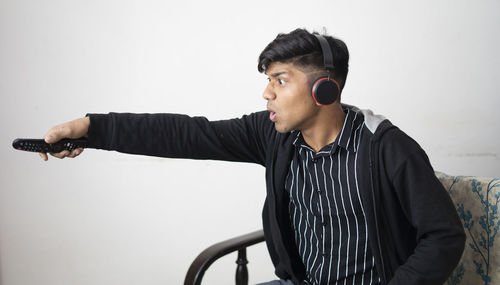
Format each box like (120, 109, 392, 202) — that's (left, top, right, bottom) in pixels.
(326, 156, 339, 284)
(337, 148, 352, 284)
(300, 151, 311, 265)
(315, 158, 327, 282)
(310, 160, 325, 282)
(305, 152, 317, 273)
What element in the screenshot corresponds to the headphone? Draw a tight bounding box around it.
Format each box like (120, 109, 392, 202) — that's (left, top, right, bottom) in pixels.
(311, 34, 340, 106)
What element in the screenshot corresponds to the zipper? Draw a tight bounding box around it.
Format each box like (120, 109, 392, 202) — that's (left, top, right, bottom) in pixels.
(369, 143, 388, 284)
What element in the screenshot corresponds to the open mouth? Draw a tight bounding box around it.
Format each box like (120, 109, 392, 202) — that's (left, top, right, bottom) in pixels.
(269, 111, 277, 121)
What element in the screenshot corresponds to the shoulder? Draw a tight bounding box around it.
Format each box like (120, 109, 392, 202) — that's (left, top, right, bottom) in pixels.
(376, 123, 422, 158)
(342, 103, 421, 152)
(342, 103, 387, 135)
(343, 104, 428, 174)
(374, 121, 432, 181)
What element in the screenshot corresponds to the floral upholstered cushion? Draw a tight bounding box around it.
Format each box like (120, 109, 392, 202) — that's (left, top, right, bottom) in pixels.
(435, 172, 500, 285)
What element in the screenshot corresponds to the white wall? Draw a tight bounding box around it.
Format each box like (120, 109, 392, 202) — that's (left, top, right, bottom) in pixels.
(0, 0, 499, 284)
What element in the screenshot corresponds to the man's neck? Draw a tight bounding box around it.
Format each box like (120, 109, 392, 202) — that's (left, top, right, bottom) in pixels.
(301, 104, 346, 153)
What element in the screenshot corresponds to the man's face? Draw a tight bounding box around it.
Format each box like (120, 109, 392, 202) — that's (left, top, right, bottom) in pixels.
(263, 62, 320, 133)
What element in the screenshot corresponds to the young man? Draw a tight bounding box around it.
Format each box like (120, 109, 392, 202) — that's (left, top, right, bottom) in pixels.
(39, 29, 465, 285)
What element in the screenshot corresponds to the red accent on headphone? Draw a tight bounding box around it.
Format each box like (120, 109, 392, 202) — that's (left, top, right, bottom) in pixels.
(311, 77, 340, 106)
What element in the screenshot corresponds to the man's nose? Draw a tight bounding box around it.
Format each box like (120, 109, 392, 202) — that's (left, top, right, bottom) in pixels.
(262, 84, 275, 100)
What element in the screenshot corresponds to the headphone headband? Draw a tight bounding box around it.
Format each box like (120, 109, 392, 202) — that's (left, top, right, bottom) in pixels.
(311, 34, 340, 105)
(314, 34, 335, 71)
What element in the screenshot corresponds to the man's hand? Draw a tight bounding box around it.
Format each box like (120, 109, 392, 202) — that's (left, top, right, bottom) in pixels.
(39, 117, 90, 161)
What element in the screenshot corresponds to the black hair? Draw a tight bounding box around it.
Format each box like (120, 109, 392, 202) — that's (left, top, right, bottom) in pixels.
(258, 28, 349, 89)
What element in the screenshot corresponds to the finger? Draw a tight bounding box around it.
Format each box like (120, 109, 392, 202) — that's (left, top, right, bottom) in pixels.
(49, 150, 71, 159)
(67, 148, 84, 158)
(44, 125, 71, 143)
(39, 152, 48, 161)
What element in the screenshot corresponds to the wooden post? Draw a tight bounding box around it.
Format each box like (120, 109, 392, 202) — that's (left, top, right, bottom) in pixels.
(235, 248, 249, 285)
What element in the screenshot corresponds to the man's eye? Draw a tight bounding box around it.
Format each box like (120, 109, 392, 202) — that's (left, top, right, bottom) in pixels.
(278, 79, 286, 85)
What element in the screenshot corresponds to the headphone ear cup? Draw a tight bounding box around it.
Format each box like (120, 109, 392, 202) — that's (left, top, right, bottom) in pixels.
(311, 77, 340, 105)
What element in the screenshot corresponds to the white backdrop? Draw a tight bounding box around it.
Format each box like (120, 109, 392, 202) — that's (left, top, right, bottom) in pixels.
(1, 0, 499, 284)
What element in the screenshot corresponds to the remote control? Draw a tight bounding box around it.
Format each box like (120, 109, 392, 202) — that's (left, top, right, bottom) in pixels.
(12, 138, 88, 153)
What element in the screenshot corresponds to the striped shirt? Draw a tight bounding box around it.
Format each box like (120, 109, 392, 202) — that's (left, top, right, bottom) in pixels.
(285, 109, 380, 285)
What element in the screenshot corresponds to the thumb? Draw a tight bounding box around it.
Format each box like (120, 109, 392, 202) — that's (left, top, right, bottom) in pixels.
(43, 117, 89, 144)
(44, 125, 71, 143)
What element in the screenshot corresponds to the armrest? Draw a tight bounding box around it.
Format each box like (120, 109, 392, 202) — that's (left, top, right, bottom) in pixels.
(184, 229, 265, 285)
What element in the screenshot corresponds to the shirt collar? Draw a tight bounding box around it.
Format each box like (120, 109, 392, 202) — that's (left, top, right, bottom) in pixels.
(336, 108, 360, 153)
(292, 108, 361, 154)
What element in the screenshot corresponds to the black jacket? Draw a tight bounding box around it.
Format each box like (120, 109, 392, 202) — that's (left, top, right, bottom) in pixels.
(86, 105, 465, 285)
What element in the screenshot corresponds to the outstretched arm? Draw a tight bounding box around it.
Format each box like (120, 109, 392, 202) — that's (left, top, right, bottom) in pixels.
(39, 112, 272, 165)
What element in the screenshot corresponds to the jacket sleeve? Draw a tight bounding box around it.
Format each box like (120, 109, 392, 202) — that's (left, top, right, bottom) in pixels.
(383, 131, 465, 284)
(85, 111, 273, 166)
